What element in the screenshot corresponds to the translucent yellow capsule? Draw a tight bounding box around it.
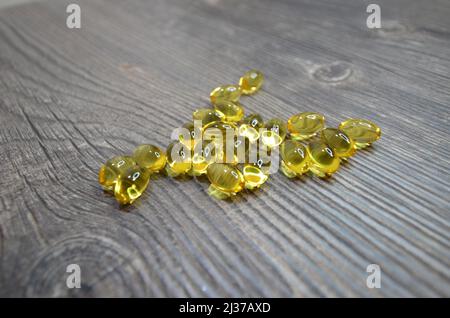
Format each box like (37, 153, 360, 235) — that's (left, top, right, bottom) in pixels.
(98, 156, 137, 191)
(280, 140, 309, 178)
(203, 121, 237, 149)
(261, 118, 287, 148)
(338, 118, 381, 149)
(238, 114, 264, 142)
(287, 112, 325, 141)
(244, 114, 264, 129)
(242, 165, 268, 190)
(114, 165, 150, 205)
(132, 144, 167, 173)
(178, 122, 201, 149)
(320, 128, 356, 158)
(206, 163, 244, 199)
(165, 141, 192, 177)
(192, 108, 222, 127)
(239, 70, 264, 95)
(210, 85, 241, 105)
(242, 152, 271, 189)
(190, 141, 218, 176)
(214, 101, 244, 122)
(307, 141, 340, 178)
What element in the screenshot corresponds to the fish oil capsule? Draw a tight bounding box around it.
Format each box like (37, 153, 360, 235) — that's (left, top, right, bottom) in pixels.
(261, 118, 287, 148)
(214, 101, 244, 122)
(307, 141, 340, 178)
(280, 140, 309, 178)
(338, 118, 381, 149)
(242, 152, 271, 189)
(320, 128, 356, 158)
(165, 141, 192, 177)
(210, 85, 241, 105)
(238, 114, 264, 142)
(178, 122, 201, 149)
(98, 156, 137, 191)
(287, 112, 325, 141)
(244, 114, 264, 129)
(203, 121, 237, 151)
(192, 108, 222, 127)
(114, 165, 150, 205)
(190, 141, 217, 176)
(207, 163, 244, 199)
(239, 70, 264, 95)
(133, 144, 167, 173)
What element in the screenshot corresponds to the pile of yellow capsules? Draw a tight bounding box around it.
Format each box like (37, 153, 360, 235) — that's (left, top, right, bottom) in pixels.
(99, 70, 381, 205)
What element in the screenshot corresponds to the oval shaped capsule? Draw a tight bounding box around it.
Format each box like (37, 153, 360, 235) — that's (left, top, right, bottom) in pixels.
(238, 114, 264, 142)
(206, 163, 244, 199)
(214, 101, 244, 122)
(261, 118, 287, 148)
(287, 112, 325, 141)
(280, 140, 309, 178)
(320, 128, 356, 158)
(98, 156, 137, 191)
(239, 70, 264, 95)
(242, 165, 268, 190)
(244, 113, 264, 129)
(133, 144, 167, 173)
(210, 85, 241, 105)
(338, 118, 381, 149)
(114, 165, 150, 205)
(165, 141, 192, 177)
(203, 121, 237, 148)
(192, 108, 222, 127)
(242, 152, 271, 189)
(307, 141, 340, 177)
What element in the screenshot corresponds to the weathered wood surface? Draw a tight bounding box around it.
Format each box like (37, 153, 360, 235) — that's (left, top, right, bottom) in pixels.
(0, 0, 449, 297)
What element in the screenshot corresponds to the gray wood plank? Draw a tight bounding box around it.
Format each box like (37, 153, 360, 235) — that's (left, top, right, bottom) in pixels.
(0, 0, 449, 297)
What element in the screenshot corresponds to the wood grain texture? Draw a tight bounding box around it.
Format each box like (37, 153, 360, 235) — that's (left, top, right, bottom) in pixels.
(0, 0, 449, 297)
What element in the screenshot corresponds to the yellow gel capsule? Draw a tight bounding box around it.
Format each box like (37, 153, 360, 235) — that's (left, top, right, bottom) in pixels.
(338, 118, 381, 149)
(280, 140, 309, 178)
(239, 70, 264, 95)
(114, 165, 150, 205)
(307, 141, 340, 178)
(242, 152, 271, 189)
(238, 114, 264, 142)
(203, 121, 237, 148)
(214, 101, 244, 122)
(244, 113, 264, 129)
(261, 118, 287, 148)
(98, 156, 137, 191)
(210, 85, 241, 105)
(132, 144, 167, 173)
(206, 163, 244, 199)
(320, 128, 356, 158)
(165, 141, 192, 177)
(192, 108, 222, 127)
(287, 112, 325, 141)
(178, 122, 201, 149)
(242, 165, 268, 190)
(190, 141, 217, 176)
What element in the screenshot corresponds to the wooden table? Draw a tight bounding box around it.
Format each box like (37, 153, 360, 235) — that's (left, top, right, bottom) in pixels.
(0, 0, 449, 297)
